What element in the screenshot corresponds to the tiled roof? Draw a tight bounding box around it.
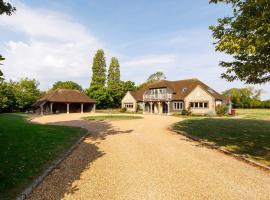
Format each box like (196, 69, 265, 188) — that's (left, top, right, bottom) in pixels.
(130, 79, 225, 101)
(32, 89, 95, 106)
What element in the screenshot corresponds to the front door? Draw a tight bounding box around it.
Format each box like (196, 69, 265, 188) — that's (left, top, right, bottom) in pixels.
(162, 102, 168, 113)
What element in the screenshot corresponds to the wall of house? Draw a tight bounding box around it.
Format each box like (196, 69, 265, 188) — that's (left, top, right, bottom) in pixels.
(184, 86, 215, 114)
(121, 92, 137, 112)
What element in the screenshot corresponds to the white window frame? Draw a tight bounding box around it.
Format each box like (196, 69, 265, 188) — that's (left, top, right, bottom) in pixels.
(173, 102, 183, 111)
(190, 101, 209, 109)
(124, 103, 134, 109)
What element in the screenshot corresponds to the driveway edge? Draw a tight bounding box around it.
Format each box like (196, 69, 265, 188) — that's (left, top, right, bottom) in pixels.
(16, 130, 90, 200)
(170, 127, 270, 172)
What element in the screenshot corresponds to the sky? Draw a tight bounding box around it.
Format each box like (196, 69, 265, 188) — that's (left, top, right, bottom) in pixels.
(0, 0, 269, 99)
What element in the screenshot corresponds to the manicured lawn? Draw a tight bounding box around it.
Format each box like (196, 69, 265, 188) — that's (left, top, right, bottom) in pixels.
(236, 109, 270, 120)
(0, 114, 86, 200)
(83, 115, 143, 121)
(173, 117, 270, 166)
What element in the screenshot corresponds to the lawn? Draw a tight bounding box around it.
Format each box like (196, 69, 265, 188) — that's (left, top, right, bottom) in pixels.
(83, 114, 143, 121)
(173, 115, 270, 166)
(0, 114, 87, 200)
(236, 108, 270, 120)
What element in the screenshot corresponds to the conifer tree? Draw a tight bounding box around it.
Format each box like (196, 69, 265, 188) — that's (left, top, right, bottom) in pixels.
(87, 49, 109, 108)
(108, 57, 120, 90)
(107, 57, 121, 107)
(90, 49, 106, 89)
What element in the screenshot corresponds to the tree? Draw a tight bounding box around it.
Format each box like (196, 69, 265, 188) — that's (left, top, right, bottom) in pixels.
(120, 80, 136, 94)
(137, 72, 166, 90)
(0, 55, 4, 81)
(0, 0, 16, 16)
(87, 49, 107, 108)
(52, 81, 82, 91)
(107, 57, 121, 107)
(108, 57, 120, 90)
(210, 0, 270, 84)
(222, 87, 262, 108)
(90, 49, 106, 89)
(0, 1, 16, 80)
(12, 78, 41, 111)
(147, 71, 166, 82)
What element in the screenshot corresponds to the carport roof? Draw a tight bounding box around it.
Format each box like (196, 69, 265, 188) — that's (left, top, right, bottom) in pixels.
(32, 89, 95, 107)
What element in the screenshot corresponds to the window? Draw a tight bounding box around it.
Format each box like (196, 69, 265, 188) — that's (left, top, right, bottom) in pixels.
(173, 102, 183, 110)
(182, 87, 187, 92)
(190, 102, 208, 109)
(124, 103, 133, 108)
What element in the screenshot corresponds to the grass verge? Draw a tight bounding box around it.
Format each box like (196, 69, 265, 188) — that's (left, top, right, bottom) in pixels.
(173, 118, 270, 167)
(0, 114, 86, 200)
(83, 115, 143, 121)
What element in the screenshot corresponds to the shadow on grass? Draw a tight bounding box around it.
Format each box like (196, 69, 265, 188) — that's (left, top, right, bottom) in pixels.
(174, 118, 270, 166)
(28, 119, 133, 200)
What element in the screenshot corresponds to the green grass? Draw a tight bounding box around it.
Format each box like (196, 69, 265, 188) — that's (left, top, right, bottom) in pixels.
(83, 115, 143, 121)
(173, 117, 270, 166)
(236, 109, 270, 120)
(0, 114, 86, 200)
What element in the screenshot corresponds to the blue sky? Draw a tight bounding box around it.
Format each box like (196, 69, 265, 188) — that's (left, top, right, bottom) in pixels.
(1, 0, 269, 99)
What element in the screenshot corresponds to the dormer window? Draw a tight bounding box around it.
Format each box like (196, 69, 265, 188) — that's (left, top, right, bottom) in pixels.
(182, 87, 187, 92)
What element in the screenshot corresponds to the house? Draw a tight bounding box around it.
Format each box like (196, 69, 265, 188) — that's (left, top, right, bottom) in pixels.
(32, 89, 96, 115)
(121, 78, 230, 115)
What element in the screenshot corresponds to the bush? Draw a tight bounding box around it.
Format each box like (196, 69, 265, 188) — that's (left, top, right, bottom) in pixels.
(120, 107, 127, 113)
(215, 105, 227, 116)
(181, 109, 191, 116)
(205, 111, 216, 117)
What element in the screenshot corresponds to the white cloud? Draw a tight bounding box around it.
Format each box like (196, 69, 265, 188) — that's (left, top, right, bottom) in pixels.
(0, 2, 102, 90)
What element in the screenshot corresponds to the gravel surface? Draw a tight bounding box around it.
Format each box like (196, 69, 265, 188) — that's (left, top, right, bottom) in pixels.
(28, 113, 270, 200)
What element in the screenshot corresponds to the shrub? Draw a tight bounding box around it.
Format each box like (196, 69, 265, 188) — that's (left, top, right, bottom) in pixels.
(215, 105, 227, 116)
(205, 111, 216, 117)
(181, 109, 191, 116)
(120, 107, 127, 113)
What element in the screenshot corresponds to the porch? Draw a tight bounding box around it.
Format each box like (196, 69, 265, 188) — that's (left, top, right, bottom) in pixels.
(142, 101, 171, 115)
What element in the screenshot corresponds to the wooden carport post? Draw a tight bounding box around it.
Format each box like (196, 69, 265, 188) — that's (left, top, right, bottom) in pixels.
(81, 103, 84, 113)
(67, 103, 70, 114)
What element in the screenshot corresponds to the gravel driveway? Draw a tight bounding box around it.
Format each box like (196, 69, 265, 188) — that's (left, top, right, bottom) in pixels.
(29, 113, 270, 200)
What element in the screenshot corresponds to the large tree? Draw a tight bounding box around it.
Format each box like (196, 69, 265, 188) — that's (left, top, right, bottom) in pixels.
(89, 49, 106, 89)
(0, 0, 16, 15)
(87, 49, 107, 108)
(210, 0, 270, 84)
(222, 86, 262, 108)
(107, 57, 121, 107)
(0, 1, 16, 79)
(147, 71, 166, 82)
(108, 57, 120, 90)
(12, 78, 41, 111)
(52, 81, 82, 91)
(0, 55, 4, 81)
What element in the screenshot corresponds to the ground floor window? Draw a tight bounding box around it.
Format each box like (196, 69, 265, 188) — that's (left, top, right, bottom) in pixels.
(124, 103, 134, 108)
(173, 102, 183, 110)
(190, 102, 208, 108)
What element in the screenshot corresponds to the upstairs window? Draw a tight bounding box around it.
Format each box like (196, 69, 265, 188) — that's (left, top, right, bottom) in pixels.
(182, 87, 187, 92)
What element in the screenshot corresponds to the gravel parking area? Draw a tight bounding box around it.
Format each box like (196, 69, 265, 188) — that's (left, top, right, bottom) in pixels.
(28, 113, 270, 200)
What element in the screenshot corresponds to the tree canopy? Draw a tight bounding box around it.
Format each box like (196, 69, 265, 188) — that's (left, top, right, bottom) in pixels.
(0, 0, 16, 16)
(0, 55, 4, 81)
(210, 0, 270, 84)
(222, 86, 266, 108)
(107, 57, 121, 107)
(0, 78, 41, 112)
(52, 81, 82, 91)
(147, 71, 166, 82)
(90, 49, 106, 89)
(87, 49, 108, 108)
